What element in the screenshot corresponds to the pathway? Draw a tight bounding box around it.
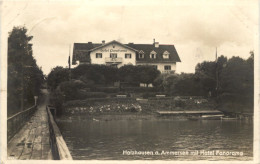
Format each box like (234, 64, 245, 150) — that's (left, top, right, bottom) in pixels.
(7, 89, 52, 160)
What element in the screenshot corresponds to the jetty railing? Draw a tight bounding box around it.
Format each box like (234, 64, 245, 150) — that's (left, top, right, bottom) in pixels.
(7, 106, 37, 142)
(46, 105, 73, 160)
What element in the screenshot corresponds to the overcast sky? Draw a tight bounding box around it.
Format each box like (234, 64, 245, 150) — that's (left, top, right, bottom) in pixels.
(1, 0, 258, 75)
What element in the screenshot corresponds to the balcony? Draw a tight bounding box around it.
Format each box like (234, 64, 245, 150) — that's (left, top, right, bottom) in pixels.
(105, 57, 123, 63)
(161, 70, 175, 74)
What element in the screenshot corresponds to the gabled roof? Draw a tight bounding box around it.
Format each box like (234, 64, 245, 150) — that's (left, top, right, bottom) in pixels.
(74, 42, 101, 51)
(89, 40, 138, 52)
(163, 51, 170, 54)
(72, 40, 181, 65)
(126, 43, 181, 63)
(72, 42, 101, 64)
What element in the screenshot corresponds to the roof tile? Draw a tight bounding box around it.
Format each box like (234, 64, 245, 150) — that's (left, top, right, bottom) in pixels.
(72, 41, 181, 64)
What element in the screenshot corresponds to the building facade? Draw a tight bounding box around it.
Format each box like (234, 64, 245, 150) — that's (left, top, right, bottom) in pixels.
(72, 40, 181, 73)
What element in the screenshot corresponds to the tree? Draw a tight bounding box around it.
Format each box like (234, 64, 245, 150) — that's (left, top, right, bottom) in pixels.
(153, 74, 169, 91)
(118, 65, 139, 84)
(162, 73, 205, 96)
(219, 56, 253, 101)
(8, 26, 44, 115)
(137, 65, 161, 87)
(72, 64, 118, 85)
(47, 66, 70, 91)
(195, 55, 227, 96)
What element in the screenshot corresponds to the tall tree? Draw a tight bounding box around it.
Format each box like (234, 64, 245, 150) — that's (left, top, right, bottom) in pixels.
(8, 26, 44, 115)
(195, 55, 227, 96)
(137, 65, 160, 87)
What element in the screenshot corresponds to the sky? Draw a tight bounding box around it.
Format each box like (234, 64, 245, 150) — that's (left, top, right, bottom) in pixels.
(1, 0, 258, 75)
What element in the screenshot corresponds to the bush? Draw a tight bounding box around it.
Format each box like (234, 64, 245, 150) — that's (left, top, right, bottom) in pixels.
(175, 99, 185, 107)
(122, 87, 158, 93)
(49, 89, 64, 116)
(93, 87, 120, 93)
(78, 91, 107, 99)
(142, 92, 156, 98)
(47, 67, 70, 90)
(120, 82, 140, 87)
(79, 76, 95, 88)
(72, 64, 119, 84)
(58, 80, 87, 101)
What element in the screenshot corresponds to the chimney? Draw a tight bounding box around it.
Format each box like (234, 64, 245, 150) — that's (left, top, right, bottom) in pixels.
(102, 40, 105, 45)
(155, 42, 159, 48)
(153, 38, 155, 44)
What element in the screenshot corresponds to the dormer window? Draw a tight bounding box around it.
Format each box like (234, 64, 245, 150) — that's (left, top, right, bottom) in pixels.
(163, 51, 170, 59)
(139, 50, 145, 58)
(150, 50, 157, 59)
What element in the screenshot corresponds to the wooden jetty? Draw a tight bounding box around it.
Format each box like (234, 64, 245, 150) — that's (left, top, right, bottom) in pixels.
(7, 89, 72, 160)
(46, 105, 73, 160)
(7, 103, 53, 160)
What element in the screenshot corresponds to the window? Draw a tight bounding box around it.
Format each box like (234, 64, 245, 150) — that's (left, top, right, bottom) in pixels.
(153, 65, 158, 69)
(139, 50, 145, 58)
(164, 65, 171, 70)
(96, 53, 102, 58)
(110, 53, 117, 58)
(125, 53, 132, 58)
(163, 51, 170, 59)
(150, 50, 157, 59)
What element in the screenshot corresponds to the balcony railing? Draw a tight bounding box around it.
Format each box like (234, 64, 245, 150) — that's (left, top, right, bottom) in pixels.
(161, 70, 175, 74)
(105, 57, 123, 63)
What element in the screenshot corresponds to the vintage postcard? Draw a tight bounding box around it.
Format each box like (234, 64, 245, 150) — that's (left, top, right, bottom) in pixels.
(0, 0, 259, 164)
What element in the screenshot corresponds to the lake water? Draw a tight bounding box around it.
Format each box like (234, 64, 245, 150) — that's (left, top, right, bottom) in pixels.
(57, 117, 253, 160)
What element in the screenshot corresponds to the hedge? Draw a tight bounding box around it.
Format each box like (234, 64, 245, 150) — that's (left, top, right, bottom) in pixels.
(78, 91, 107, 99)
(121, 87, 158, 92)
(92, 87, 120, 93)
(142, 92, 156, 98)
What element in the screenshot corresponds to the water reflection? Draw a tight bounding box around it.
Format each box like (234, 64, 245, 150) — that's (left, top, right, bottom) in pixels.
(57, 118, 253, 160)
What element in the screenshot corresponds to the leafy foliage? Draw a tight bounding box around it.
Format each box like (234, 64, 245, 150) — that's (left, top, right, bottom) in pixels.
(137, 65, 161, 86)
(8, 26, 44, 116)
(47, 66, 70, 90)
(155, 53, 254, 113)
(71, 64, 160, 87)
(160, 73, 206, 96)
(118, 65, 160, 86)
(218, 56, 254, 111)
(72, 64, 118, 85)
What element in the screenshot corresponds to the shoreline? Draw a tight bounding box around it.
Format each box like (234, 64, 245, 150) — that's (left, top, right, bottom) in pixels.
(56, 113, 252, 122)
(56, 112, 192, 121)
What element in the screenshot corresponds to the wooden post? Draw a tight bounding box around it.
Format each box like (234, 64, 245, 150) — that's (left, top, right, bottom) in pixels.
(215, 47, 219, 100)
(68, 45, 71, 81)
(21, 50, 24, 111)
(34, 96, 38, 106)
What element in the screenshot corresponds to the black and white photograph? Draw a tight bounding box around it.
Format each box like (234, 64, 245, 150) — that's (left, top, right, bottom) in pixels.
(0, 0, 259, 163)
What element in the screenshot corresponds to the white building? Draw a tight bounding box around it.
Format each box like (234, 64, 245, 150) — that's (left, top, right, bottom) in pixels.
(72, 40, 181, 73)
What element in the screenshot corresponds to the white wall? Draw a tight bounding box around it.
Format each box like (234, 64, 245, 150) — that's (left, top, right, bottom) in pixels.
(90, 43, 136, 67)
(137, 62, 176, 73)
